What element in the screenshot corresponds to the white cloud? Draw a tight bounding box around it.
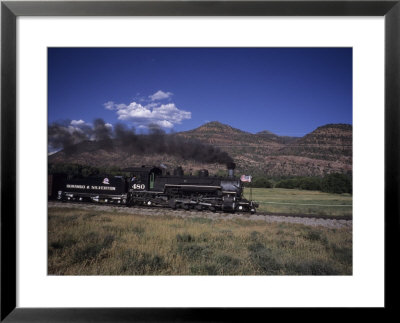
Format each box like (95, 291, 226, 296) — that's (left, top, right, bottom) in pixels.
(104, 101, 116, 110)
(153, 104, 191, 124)
(70, 119, 85, 126)
(104, 91, 190, 129)
(105, 99, 191, 129)
(145, 102, 159, 109)
(154, 120, 174, 128)
(104, 101, 127, 111)
(117, 102, 153, 120)
(149, 90, 173, 101)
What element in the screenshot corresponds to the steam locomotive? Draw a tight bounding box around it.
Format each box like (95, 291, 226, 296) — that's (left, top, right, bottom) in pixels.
(49, 163, 258, 213)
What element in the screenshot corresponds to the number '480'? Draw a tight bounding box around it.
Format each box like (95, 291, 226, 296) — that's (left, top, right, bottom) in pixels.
(132, 184, 145, 190)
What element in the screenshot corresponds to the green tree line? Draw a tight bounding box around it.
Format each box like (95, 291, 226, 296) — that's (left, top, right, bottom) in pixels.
(244, 173, 352, 194)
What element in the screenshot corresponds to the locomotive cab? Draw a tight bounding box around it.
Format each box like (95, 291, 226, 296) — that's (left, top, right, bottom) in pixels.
(123, 166, 163, 206)
(129, 172, 147, 191)
(123, 166, 162, 192)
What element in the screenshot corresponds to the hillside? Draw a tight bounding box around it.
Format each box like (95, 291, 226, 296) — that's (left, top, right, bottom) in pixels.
(177, 121, 283, 151)
(174, 122, 352, 176)
(48, 122, 352, 177)
(256, 130, 299, 144)
(276, 124, 352, 162)
(176, 122, 283, 169)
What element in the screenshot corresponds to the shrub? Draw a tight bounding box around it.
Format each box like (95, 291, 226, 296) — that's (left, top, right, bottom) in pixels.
(249, 177, 273, 188)
(275, 177, 322, 190)
(285, 259, 340, 275)
(72, 233, 114, 263)
(302, 229, 328, 246)
(131, 226, 145, 235)
(277, 239, 296, 248)
(215, 254, 240, 273)
(50, 236, 77, 250)
(190, 264, 218, 275)
(298, 177, 322, 191)
(49, 214, 79, 225)
(275, 179, 296, 189)
(73, 244, 104, 262)
(176, 233, 195, 242)
(121, 250, 166, 274)
(328, 244, 352, 265)
(250, 231, 262, 241)
(178, 244, 208, 260)
(274, 173, 352, 194)
(248, 242, 281, 274)
(321, 173, 352, 194)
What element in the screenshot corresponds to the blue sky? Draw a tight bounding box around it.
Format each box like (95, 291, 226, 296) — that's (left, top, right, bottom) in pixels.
(48, 48, 352, 136)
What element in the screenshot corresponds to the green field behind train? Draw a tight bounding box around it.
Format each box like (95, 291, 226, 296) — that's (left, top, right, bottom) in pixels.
(243, 188, 352, 217)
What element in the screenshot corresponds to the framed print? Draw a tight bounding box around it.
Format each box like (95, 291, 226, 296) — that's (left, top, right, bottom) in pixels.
(1, 0, 399, 321)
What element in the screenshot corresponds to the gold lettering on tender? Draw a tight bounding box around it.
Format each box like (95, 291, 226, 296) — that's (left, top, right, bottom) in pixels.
(66, 184, 86, 189)
(66, 184, 116, 191)
(90, 186, 116, 190)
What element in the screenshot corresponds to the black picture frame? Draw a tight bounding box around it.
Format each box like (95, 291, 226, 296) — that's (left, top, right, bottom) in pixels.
(1, 0, 399, 321)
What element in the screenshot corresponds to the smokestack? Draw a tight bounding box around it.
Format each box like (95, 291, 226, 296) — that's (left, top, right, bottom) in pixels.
(227, 162, 236, 178)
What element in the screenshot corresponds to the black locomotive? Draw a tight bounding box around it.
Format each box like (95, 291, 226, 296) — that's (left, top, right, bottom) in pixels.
(49, 164, 258, 213)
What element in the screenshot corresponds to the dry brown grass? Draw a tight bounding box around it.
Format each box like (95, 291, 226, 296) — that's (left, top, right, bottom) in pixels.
(48, 207, 352, 275)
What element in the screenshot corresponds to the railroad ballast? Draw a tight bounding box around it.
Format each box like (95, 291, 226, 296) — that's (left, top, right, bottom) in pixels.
(49, 163, 258, 213)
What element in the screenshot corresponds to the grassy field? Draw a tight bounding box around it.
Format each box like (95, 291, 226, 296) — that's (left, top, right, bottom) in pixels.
(48, 206, 352, 275)
(243, 188, 352, 217)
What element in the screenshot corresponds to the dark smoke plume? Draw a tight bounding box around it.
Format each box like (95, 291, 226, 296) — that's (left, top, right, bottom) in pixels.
(93, 118, 113, 149)
(48, 119, 233, 165)
(48, 121, 89, 154)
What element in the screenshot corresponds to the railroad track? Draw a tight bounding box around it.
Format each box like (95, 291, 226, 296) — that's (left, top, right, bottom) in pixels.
(48, 200, 352, 222)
